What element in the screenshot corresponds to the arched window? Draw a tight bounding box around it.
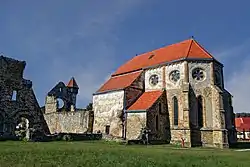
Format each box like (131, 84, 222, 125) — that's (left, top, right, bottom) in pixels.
(156, 115, 159, 131)
(173, 96, 178, 126)
(158, 103, 162, 113)
(197, 96, 204, 128)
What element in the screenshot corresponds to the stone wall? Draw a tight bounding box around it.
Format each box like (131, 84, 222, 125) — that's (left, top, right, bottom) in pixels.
(44, 110, 92, 134)
(165, 61, 185, 89)
(147, 93, 170, 141)
(145, 67, 164, 91)
(0, 56, 49, 138)
(93, 90, 124, 137)
(126, 112, 146, 140)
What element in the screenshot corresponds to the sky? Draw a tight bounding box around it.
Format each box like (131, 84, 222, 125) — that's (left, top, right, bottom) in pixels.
(0, 0, 250, 112)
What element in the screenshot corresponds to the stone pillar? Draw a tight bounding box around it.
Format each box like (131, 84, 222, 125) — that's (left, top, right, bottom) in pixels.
(210, 62, 214, 85)
(162, 66, 166, 89)
(183, 61, 189, 83)
(212, 87, 228, 148)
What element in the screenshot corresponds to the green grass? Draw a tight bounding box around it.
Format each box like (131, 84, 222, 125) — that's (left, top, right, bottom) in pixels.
(0, 141, 249, 167)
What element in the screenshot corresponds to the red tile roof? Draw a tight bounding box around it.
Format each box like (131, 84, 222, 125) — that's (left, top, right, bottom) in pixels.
(96, 71, 142, 93)
(67, 77, 79, 89)
(127, 91, 163, 111)
(112, 39, 214, 76)
(235, 117, 250, 132)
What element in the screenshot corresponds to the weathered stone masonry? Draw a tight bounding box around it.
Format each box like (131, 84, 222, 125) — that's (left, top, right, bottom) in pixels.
(43, 78, 93, 134)
(93, 39, 237, 148)
(0, 55, 49, 138)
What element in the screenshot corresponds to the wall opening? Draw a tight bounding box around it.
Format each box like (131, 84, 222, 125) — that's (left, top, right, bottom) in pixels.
(12, 90, 17, 101)
(156, 115, 159, 131)
(173, 96, 178, 126)
(158, 103, 162, 113)
(197, 96, 204, 128)
(105, 125, 110, 135)
(56, 98, 64, 109)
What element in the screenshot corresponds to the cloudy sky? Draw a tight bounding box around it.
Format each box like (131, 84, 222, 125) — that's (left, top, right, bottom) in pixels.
(0, 0, 250, 112)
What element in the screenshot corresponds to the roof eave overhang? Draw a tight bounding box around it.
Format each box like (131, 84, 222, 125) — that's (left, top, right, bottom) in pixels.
(125, 110, 147, 113)
(142, 57, 217, 70)
(93, 88, 124, 96)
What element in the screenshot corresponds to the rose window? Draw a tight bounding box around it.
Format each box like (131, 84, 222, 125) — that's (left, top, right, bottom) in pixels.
(149, 74, 159, 86)
(169, 70, 180, 82)
(192, 68, 205, 81)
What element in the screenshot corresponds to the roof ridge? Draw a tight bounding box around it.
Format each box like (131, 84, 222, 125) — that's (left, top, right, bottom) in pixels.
(190, 39, 214, 59)
(185, 39, 194, 59)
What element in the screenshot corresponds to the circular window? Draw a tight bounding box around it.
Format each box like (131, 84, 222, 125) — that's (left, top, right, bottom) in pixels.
(169, 70, 180, 82)
(192, 68, 205, 81)
(149, 74, 159, 86)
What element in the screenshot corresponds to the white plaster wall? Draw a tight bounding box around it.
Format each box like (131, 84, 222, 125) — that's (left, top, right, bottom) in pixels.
(93, 90, 124, 136)
(145, 67, 163, 91)
(165, 62, 185, 90)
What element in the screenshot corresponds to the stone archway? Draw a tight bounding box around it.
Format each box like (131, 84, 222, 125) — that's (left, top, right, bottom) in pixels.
(12, 112, 35, 140)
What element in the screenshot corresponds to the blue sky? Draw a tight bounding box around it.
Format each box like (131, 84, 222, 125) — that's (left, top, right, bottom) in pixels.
(1, 0, 250, 112)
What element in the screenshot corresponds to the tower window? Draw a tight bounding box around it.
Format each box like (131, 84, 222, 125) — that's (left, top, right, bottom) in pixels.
(12, 90, 17, 101)
(173, 96, 178, 126)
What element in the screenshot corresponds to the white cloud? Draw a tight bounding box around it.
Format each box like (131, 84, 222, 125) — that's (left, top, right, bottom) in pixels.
(215, 40, 250, 113)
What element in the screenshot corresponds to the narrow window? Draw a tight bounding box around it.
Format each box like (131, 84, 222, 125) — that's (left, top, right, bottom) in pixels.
(173, 96, 178, 126)
(105, 125, 110, 135)
(156, 115, 159, 131)
(197, 96, 204, 128)
(159, 103, 162, 113)
(12, 90, 17, 101)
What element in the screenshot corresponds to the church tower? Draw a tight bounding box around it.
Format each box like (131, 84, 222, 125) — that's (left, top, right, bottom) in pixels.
(66, 77, 79, 110)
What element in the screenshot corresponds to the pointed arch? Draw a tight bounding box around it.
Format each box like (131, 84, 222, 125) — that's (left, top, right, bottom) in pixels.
(197, 95, 204, 128)
(173, 96, 178, 126)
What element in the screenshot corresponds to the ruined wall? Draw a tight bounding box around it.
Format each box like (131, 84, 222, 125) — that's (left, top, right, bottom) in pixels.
(93, 90, 124, 137)
(44, 110, 92, 133)
(0, 56, 49, 137)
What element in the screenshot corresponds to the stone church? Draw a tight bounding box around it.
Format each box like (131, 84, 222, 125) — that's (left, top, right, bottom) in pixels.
(93, 38, 237, 148)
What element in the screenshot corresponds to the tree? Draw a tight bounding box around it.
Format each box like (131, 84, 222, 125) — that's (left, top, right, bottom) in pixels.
(86, 103, 93, 111)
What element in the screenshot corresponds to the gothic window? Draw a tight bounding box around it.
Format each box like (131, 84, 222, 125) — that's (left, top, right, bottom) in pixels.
(156, 115, 159, 131)
(105, 125, 110, 135)
(169, 70, 180, 82)
(12, 90, 17, 101)
(197, 96, 204, 128)
(192, 68, 205, 81)
(159, 103, 162, 113)
(173, 96, 178, 126)
(149, 74, 159, 86)
(215, 71, 221, 86)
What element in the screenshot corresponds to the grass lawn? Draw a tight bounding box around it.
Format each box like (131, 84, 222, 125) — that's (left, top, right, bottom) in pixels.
(0, 141, 249, 167)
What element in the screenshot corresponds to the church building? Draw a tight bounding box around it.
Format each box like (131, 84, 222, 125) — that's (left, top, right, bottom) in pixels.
(92, 38, 236, 148)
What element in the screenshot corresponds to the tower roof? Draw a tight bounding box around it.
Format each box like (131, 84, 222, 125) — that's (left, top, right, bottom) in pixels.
(112, 38, 215, 76)
(67, 77, 79, 89)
